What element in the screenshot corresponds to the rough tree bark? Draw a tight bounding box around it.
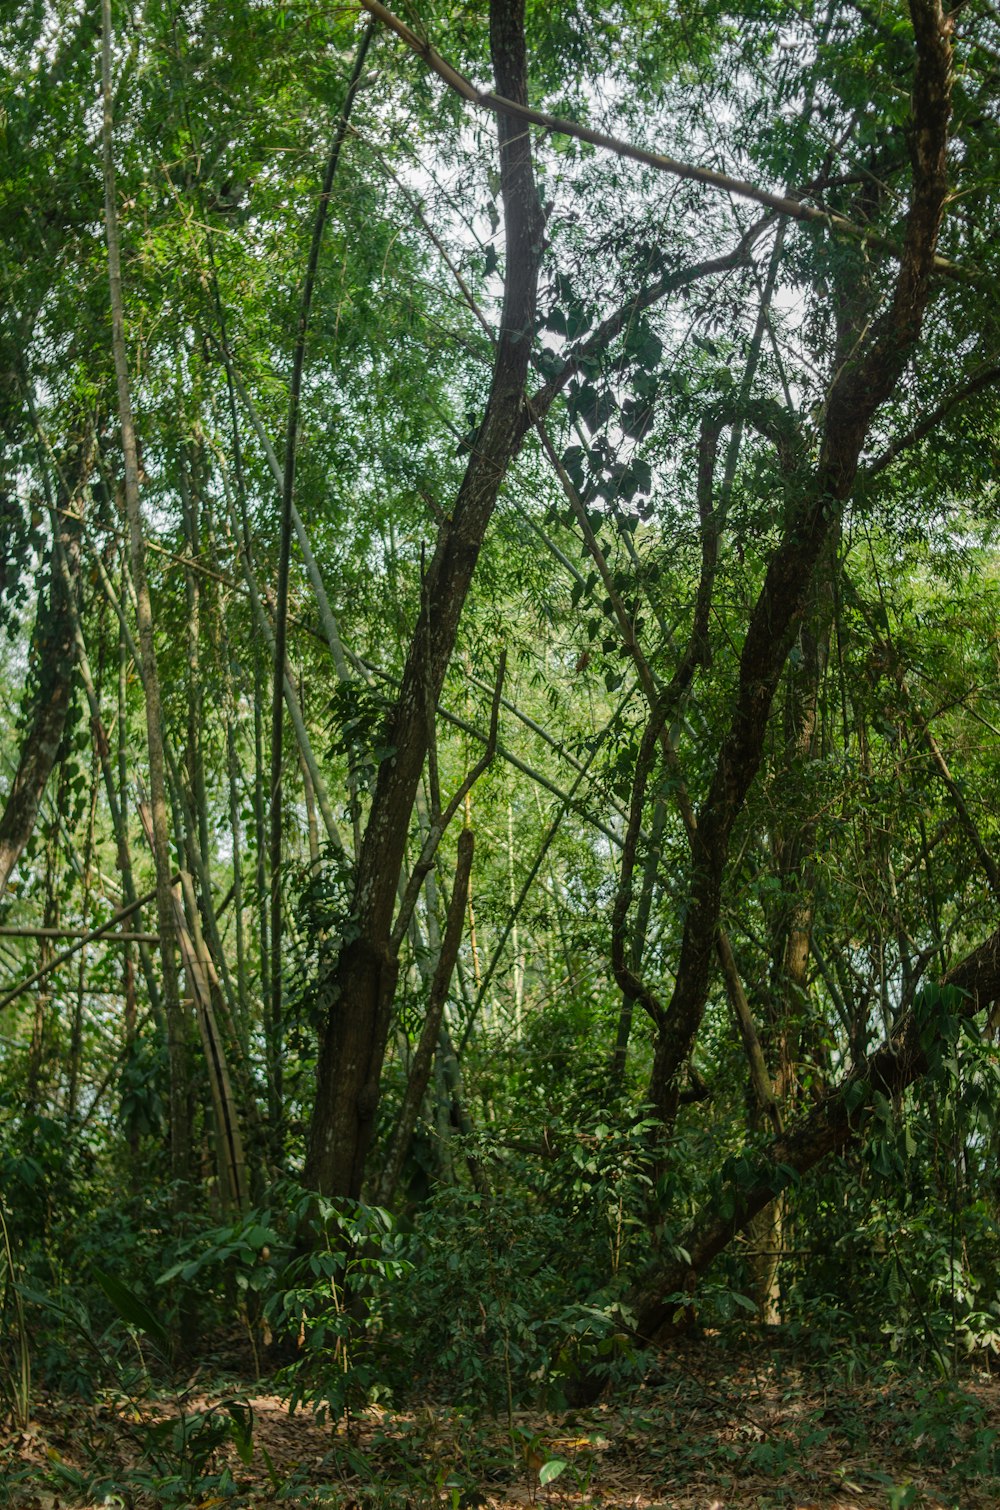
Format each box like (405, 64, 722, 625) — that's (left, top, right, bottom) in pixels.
(596, 0, 957, 1349)
(304, 0, 545, 1199)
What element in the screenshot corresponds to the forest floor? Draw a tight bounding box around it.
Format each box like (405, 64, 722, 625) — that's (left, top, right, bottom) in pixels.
(2, 1339, 998, 1510)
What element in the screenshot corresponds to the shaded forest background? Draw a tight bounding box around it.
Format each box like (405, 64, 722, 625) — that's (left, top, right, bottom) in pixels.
(2, 0, 1000, 1502)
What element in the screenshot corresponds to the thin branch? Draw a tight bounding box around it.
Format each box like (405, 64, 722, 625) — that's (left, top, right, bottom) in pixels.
(529, 219, 773, 419)
(0, 927, 159, 943)
(361, 0, 971, 280)
(391, 652, 505, 953)
(356, 655, 623, 847)
(865, 364, 1000, 478)
(0, 881, 178, 1014)
(270, 19, 376, 1109)
(101, 0, 188, 1185)
(379, 826, 475, 1206)
(460, 687, 631, 1051)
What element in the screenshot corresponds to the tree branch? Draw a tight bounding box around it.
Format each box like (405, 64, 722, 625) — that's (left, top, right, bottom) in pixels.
(865, 364, 1000, 479)
(360, 0, 971, 280)
(631, 920, 1000, 1340)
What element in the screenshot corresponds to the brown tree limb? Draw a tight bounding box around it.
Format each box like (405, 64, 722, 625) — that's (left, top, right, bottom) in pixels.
(360, 0, 970, 280)
(528, 220, 773, 421)
(378, 827, 475, 1206)
(865, 364, 1000, 479)
(540, 408, 780, 1121)
(631, 923, 1000, 1340)
(610, 706, 669, 1032)
(391, 653, 504, 955)
(0, 927, 159, 942)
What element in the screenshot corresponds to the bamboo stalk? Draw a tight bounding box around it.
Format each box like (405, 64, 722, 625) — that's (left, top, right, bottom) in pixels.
(47, 513, 165, 1022)
(0, 883, 177, 1014)
(0, 926, 159, 943)
(212, 448, 346, 855)
(101, 0, 189, 1189)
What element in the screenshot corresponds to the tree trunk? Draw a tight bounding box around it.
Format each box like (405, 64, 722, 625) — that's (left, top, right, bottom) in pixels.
(101, 0, 189, 1191)
(645, 0, 952, 1132)
(304, 0, 545, 1199)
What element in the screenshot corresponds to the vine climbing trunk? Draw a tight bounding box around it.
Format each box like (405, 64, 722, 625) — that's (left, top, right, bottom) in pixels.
(746, 579, 832, 1321)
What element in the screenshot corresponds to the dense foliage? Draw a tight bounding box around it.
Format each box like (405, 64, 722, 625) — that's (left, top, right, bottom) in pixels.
(2, 0, 1000, 1501)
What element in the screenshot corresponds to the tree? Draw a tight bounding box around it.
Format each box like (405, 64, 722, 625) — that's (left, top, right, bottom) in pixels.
(302, 0, 547, 1198)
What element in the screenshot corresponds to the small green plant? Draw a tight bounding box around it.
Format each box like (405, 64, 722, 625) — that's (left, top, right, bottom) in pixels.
(267, 1190, 411, 1424)
(96, 1267, 261, 1502)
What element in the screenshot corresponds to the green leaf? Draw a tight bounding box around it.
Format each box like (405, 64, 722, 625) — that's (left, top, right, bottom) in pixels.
(92, 1267, 170, 1353)
(223, 1400, 254, 1463)
(539, 1457, 569, 1485)
(730, 1292, 758, 1313)
(844, 1079, 868, 1115)
(243, 1223, 276, 1250)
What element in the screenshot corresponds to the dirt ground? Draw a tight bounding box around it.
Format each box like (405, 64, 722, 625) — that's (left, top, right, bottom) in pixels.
(2, 1344, 997, 1509)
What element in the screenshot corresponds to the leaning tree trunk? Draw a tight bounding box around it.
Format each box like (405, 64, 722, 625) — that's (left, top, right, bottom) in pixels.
(304, 0, 545, 1200)
(632, 926, 1000, 1341)
(623, 0, 962, 1320)
(645, 0, 953, 1134)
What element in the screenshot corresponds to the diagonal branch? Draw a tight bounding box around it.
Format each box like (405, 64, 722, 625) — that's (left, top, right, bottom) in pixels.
(304, 0, 546, 1199)
(528, 219, 773, 420)
(390, 652, 505, 954)
(865, 364, 1000, 479)
(360, 0, 970, 280)
(631, 921, 1000, 1340)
